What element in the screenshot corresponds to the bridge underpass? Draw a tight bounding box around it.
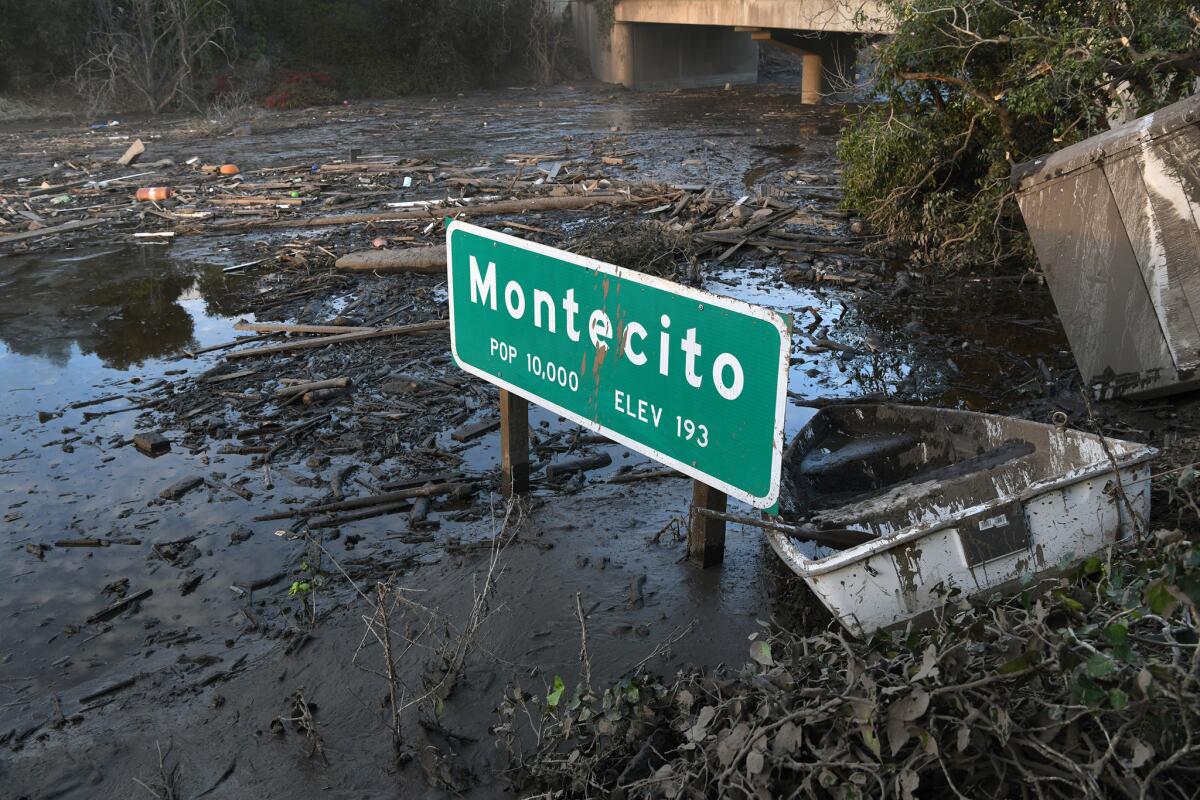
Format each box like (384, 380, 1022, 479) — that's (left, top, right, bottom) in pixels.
(570, 0, 893, 101)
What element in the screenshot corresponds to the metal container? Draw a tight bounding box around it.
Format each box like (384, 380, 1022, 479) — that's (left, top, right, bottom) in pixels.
(767, 404, 1155, 636)
(1013, 92, 1200, 398)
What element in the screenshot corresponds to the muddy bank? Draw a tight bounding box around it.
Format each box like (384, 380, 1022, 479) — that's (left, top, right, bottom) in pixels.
(0, 82, 1104, 798)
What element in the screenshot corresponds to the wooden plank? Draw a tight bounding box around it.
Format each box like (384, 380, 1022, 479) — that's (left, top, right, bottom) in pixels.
(688, 481, 727, 567)
(499, 390, 529, 497)
(451, 417, 501, 443)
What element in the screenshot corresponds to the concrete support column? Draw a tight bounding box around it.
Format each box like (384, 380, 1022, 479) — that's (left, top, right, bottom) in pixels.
(801, 52, 823, 104)
(611, 22, 634, 86)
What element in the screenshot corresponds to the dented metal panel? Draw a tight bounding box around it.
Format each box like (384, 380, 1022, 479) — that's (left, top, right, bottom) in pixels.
(1014, 92, 1200, 398)
(767, 405, 1156, 636)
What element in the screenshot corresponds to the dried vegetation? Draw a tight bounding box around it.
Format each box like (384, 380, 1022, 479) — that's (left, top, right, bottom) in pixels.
(498, 531, 1200, 798)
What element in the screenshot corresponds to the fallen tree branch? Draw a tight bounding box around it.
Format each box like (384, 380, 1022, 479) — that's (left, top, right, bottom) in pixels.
(224, 320, 448, 360)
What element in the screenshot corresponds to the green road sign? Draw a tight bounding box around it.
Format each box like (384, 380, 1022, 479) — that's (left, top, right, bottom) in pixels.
(446, 220, 791, 508)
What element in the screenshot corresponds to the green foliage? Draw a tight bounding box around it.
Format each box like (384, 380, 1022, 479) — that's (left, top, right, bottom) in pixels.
(839, 0, 1200, 269)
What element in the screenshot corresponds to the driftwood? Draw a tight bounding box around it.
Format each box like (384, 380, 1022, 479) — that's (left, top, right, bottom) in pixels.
(199, 193, 632, 232)
(336, 245, 446, 274)
(234, 322, 373, 335)
(0, 217, 108, 245)
(225, 320, 448, 360)
(273, 378, 350, 398)
(607, 468, 684, 484)
(303, 481, 462, 515)
(86, 588, 153, 624)
(545, 453, 612, 479)
(303, 387, 349, 405)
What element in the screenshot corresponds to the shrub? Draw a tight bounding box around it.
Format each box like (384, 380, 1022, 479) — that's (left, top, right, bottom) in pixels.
(839, 0, 1200, 270)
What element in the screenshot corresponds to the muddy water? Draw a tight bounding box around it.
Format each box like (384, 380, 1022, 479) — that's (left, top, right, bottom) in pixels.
(0, 83, 1071, 794)
(0, 247, 264, 719)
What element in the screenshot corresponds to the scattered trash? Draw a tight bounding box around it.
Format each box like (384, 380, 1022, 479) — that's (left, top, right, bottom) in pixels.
(116, 139, 145, 166)
(135, 187, 174, 202)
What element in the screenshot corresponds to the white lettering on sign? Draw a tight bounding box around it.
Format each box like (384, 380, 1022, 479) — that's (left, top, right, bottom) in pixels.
(469, 256, 496, 309)
(623, 321, 648, 366)
(978, 513, 1009, 531)
(468, 260, 747, 400)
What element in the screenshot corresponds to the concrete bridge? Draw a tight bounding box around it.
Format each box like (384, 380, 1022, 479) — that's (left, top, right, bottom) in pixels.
(570, 0, 893, 101)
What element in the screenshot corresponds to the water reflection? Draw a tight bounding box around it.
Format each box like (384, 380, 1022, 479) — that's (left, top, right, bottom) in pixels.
(0, 245, 247, 369)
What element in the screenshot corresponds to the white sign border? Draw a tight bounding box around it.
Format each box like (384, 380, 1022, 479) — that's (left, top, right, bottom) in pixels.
(445, 218, 791, 509)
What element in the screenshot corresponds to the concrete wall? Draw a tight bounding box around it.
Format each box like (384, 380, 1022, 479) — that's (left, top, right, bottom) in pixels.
(615, 0, 894, 34)
(572, 2, 629, 84)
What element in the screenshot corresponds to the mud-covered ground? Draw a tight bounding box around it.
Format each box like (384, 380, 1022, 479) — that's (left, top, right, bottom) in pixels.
(2, 82, 1177, 798)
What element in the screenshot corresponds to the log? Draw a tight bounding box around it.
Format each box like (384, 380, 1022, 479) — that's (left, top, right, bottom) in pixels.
(308, 500, 412, 528)
(335, 245, 446, 274)
(303, 481, 462, 515)
(210, 196, 303, 206)
(224, 320, 448, 360)
(200, 193, 631, 232)
(545, 452, 612, 480)
(234, 322, 374, 335)
(303, 387, 349, 405)
(273, 377, 350, 398)
(0, 217, 107, 245)
(607, 468, 684, 484)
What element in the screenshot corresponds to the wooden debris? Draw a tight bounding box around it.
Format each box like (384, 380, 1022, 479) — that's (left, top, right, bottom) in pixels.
(224, 320, 448, 360)
(234, 322, 373, 335)
(160, 475, 205, 501)
(87, 588, 152, 624)
(273, 377, 350, 398)
(335, 245, 446, 274)
(116, 139, 145, 166)
(133, 431, 171, 456)
(200, 193, 632, 232)
(451, 417, 501, 443)
(545, 453, 612, 480)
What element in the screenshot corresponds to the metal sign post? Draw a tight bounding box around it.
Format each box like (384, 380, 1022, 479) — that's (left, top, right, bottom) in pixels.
(445, 220, 790, 564)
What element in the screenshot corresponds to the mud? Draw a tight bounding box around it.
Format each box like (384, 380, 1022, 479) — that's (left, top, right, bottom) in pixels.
(0, 82, 1117, 798)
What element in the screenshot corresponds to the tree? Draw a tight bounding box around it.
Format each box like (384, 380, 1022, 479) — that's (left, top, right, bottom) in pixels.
(75, 0, 233, 113)
(839, 0, 1200, 270)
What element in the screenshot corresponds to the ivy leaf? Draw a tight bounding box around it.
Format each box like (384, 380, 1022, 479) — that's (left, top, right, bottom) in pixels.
(1086, 654, 1115, 679)
(547, 675, 565, 708)
(1145, 580, 1179, 616)
(1108, 688, 1129, 710)
(750, 640, 774, 667)
(1102, 622, 1128, 645)
(998, 651, 1036, 674)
